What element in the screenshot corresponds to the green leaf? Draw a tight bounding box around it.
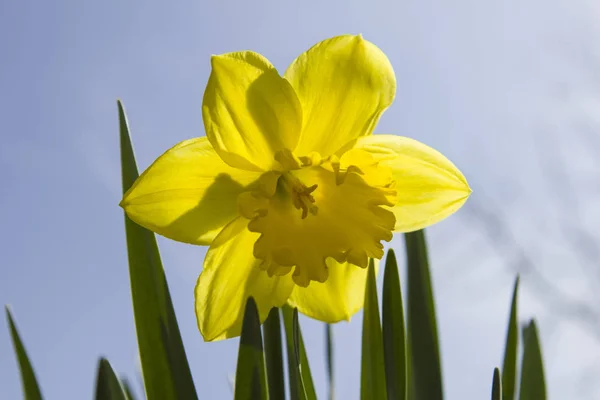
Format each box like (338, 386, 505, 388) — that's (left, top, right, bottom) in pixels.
(501, 277, 519, 400)
(263, 308, 285, 400)
(406, 336, 415, 400)
(518, 320, 546, 400)
(118, 100, 197, 400)
(293, 310, 301, 372)
(234, 297, 268, 400)
(94, 358, 127, 400)
(360, 259, 388, 400)
(5, 306, 43, 400)
(382, 249, 407, 400)
(491, 368, 502, 400)
(326, 324, 334, 400)
(282, 306, 317, 400)
(405, 230, 443, 400)
(120, 378, 137, 400)
(292, 309, 308, 399)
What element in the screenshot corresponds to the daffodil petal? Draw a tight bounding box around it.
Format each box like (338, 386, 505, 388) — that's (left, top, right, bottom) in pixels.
(120, 137, 261, 245)
(287, 259, 378, 323)
(284, 35, 396, 158)
(203, 51, 303, 171)
(195, 217, 294, 341)
(354, 134, 471, 232)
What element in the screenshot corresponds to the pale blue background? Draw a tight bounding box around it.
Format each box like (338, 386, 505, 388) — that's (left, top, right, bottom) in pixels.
(2, 0, 600, 398)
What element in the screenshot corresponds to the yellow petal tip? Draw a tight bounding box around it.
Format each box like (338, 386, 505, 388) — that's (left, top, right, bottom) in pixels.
(461, 179, 473, 197)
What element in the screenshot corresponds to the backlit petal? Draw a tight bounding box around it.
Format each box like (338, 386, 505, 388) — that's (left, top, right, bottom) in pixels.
(287, 259, 378, 323)
(284, 35, 396, 157)
(203, 51, 303, 171)
(120, 137, 261, 245)
(195, 217, 294, 341)
(354, 135, 471, 232)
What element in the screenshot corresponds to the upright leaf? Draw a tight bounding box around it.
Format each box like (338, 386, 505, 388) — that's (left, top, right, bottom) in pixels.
(326, 324, 334, 400)
(360, 259, 387, 400)
(94, 358, 127, 400)
(405, 230, 443, 400)
(120, 378, 137, 400)
(518, 321, 546, 400)
(292, 310, 301, 375)
(282, 306, 317, 400)
(263, 308, 285, 400)
(293, 309, 309, 399)
(118, 100, 197, 400)
(491, 368, 502, 400)
(406, 336, 415, 400)
(382, 250, 407, 400)
(5, 306, 43, 400)
(235, 297, 268, 400)
(501, 277, 519, 400)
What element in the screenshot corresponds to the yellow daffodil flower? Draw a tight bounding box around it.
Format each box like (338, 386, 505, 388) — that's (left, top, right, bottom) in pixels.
(120, 35, 471, 341)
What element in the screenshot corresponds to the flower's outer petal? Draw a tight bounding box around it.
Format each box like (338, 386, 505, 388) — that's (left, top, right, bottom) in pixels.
(354, 134, 471, 232)
(287, 259, 379, 323)
(120, 137, 261, 245)
(203, 51, 303, 171)
(284, 35, 396, 158)
(196, 217, 295, 341)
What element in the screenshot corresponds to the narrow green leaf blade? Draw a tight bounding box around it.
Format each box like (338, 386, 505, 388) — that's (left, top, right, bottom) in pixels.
(282, 306, 317, 400)
(326, 324, 334, 400)
(118, 100, 197, 400)
(235, 297, 268, 400)
(293, 309, 309, 400)
(263, 308, 285, 400)
(405, 230, 443, 400)
(382, 249, 407, 400)
(5, 306, 43, 400)
(120, 378, 137, 400)
(518, 320, 546, 400)
(501, 277, 519, 400)
(94, 358, 127, 400)
(360, 259, 388, 400)
(293, 310, 301, 370)
(491, 368, 502, 400)
(406, 336, 415, 400)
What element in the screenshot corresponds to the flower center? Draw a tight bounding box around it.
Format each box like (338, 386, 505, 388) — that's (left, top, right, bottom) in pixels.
(279, 172, 318, 219)
(237, 149, 397, 287)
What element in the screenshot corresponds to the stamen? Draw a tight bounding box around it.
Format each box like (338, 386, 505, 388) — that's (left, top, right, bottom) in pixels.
(280, 173, 319, 219)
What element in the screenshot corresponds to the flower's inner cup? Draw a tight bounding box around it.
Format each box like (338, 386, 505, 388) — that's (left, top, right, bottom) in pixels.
(237, 149, 397, 287)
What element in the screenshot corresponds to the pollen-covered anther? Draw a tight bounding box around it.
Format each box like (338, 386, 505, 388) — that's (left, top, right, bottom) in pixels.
(281, 173, 319, 219)
(292, 183, 318, 219)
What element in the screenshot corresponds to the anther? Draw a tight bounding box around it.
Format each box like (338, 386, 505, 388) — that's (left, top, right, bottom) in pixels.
(281, 173, 319, 219)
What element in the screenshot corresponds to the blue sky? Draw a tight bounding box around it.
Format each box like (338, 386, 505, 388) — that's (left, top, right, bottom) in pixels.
(3, 0, 600, 398)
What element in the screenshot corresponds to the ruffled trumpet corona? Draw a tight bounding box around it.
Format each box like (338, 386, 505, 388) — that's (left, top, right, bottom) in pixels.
(120, 35, 471, 341)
